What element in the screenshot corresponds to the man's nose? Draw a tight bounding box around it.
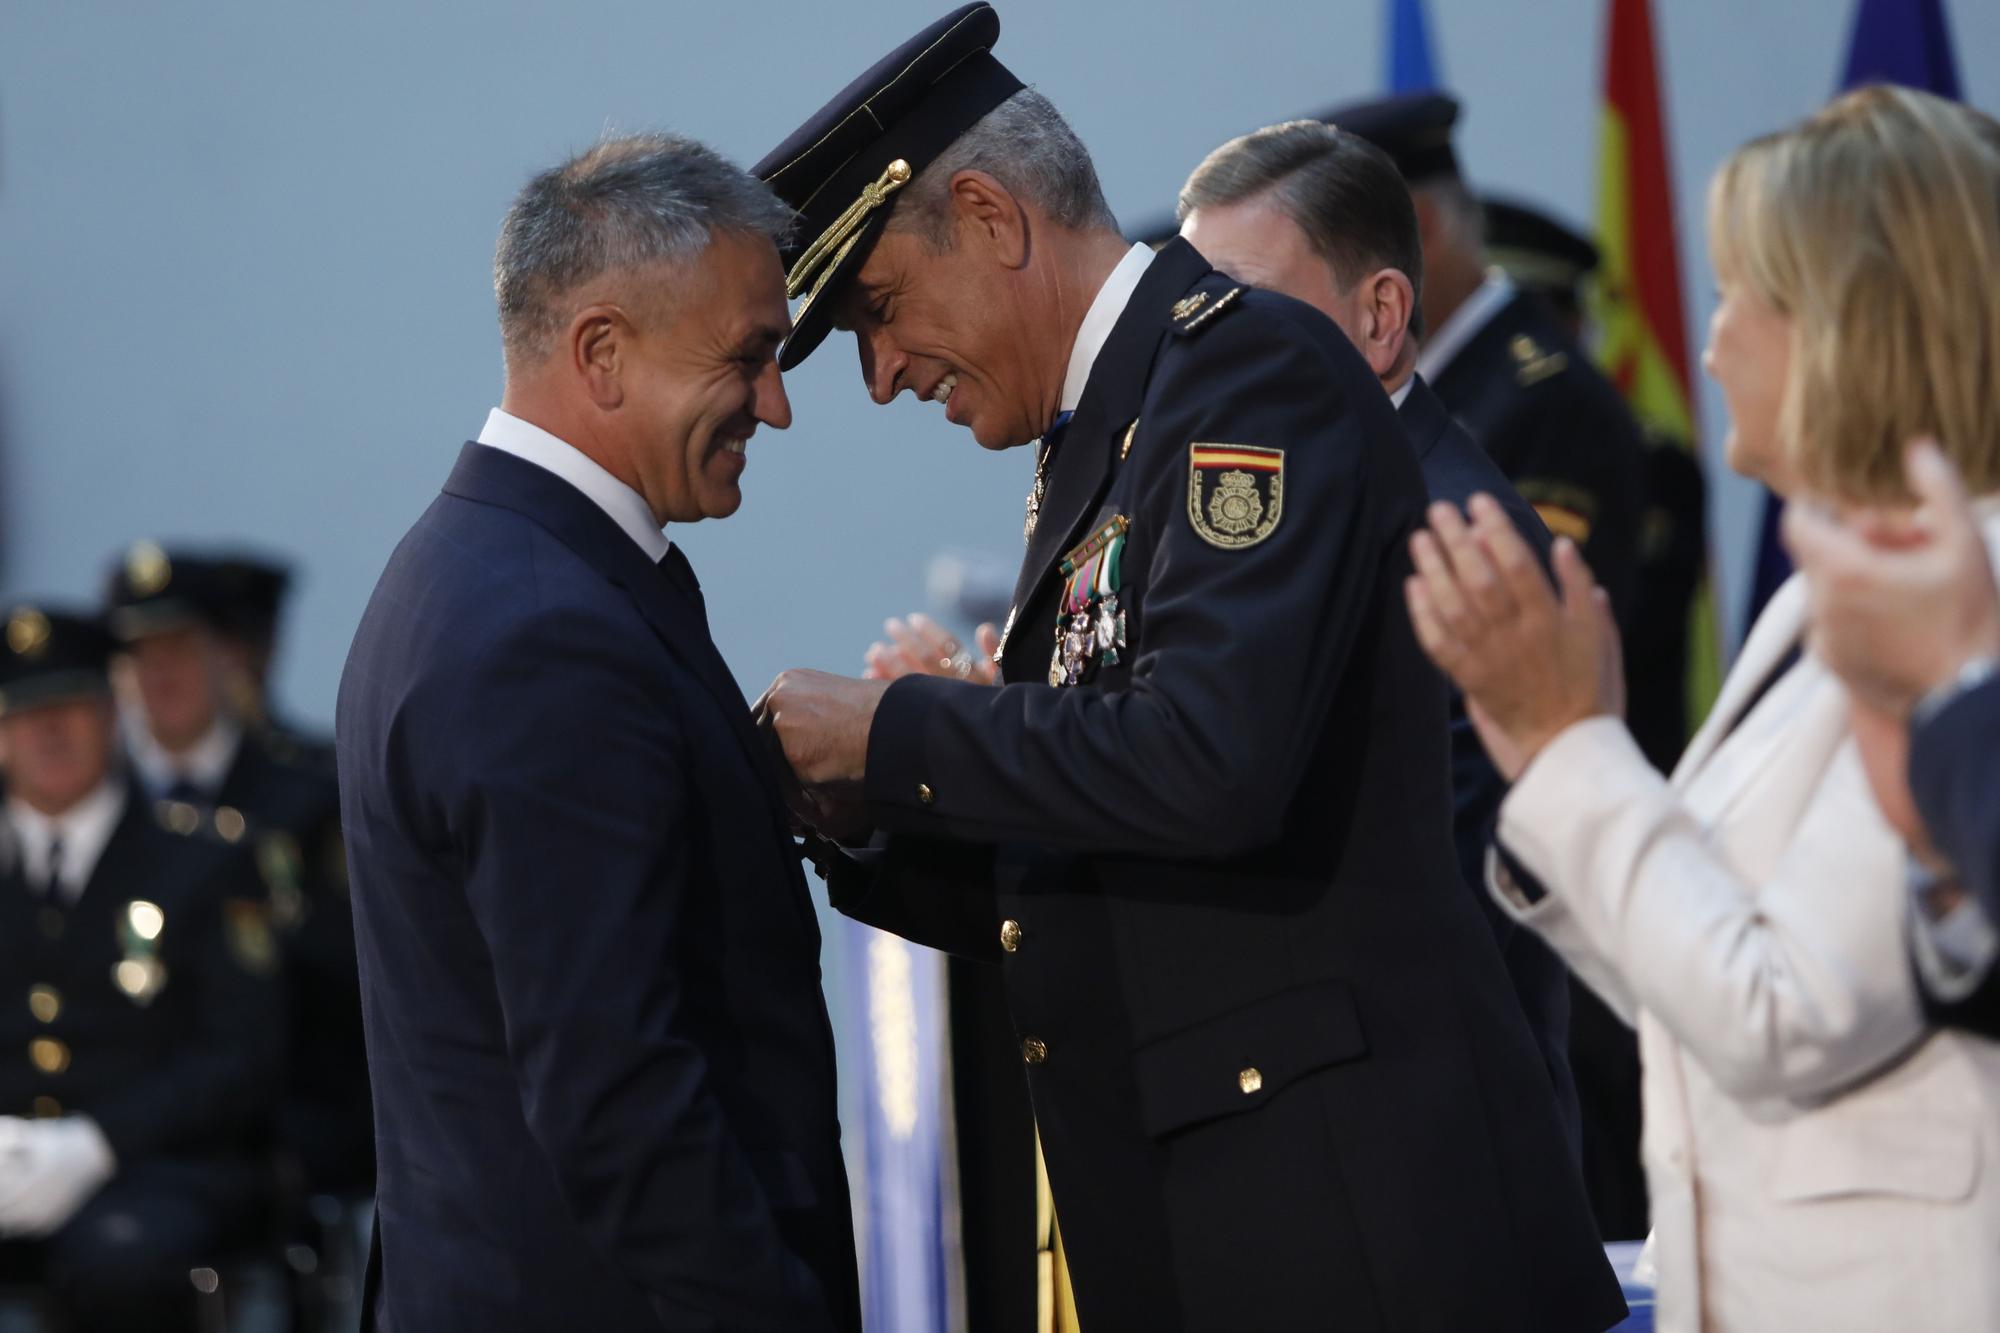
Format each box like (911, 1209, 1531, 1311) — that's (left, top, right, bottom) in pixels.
(755, 360, 793, 430)
(857, 328, 907, 407)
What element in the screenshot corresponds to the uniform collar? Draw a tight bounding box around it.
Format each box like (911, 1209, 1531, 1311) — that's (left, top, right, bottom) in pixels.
(1061, 243, 1156, 413)
(1416, 270, 1515, 383)
(126, 714, 240, 799)
(6, 780, 126, 905)
(477, 408, 670, 562)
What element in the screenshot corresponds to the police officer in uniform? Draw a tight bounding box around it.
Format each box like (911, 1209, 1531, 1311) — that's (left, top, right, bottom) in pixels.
(104, 545, 371, 1195)
(211, 552, 337, 774)
(754, 8, 1624, 1329)
(1330, 94, 1647, 640)
(0, 605, 283, 1332)
(1482, 193, 1708, 777)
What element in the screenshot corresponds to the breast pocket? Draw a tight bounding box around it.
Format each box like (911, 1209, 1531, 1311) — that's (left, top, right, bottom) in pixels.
(1767, 1101, 1981, 1204)
(1134, 980, 1368, 1139)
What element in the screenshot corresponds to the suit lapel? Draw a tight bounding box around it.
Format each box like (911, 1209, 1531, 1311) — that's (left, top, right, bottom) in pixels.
(441, 445, 794, 834)
(1005, 240, 1214, 648)
(1397, 375, 1453, 463)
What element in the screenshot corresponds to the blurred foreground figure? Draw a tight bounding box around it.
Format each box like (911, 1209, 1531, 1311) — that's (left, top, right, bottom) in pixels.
(1786, 441, 2000, 1036)
(105, 545, 369, 1195)
(0, 605, 282, 1333)
(337, 133, 857, 1331)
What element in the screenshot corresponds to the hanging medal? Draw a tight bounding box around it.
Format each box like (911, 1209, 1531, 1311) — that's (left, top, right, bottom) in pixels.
(1052, 516, 1131, 686)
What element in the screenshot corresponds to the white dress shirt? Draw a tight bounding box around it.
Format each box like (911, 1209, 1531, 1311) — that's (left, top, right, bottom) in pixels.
(7, 782, 125, 905)
(1415, 271, 1516, 384)
(125, 715, 240, 801)
(477, 408, 669, 562)
(1060, 243, 1156, 413)
(1388, 376, 1415, 411)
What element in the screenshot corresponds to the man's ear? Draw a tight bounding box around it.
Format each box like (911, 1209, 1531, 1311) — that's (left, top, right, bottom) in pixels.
(1359, 268, 1417, 377)
(569, 304, 630, 410)
(948, 169, 1030, 268)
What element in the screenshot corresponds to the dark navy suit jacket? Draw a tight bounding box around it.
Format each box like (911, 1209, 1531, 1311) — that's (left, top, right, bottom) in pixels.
(337, 442, 858, 1332)
(1911, 674, 2000, 1037)
(1399, 375, 1580, 1154)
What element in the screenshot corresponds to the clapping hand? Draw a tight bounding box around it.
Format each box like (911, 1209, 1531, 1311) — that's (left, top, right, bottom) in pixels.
(863, 613, 1000, 686)
(1403, 494, 1624, 782)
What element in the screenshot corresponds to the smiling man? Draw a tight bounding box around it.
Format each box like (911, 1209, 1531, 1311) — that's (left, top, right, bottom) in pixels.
(751, 6, 1621, 1330)
(336, 134, 858, 1333)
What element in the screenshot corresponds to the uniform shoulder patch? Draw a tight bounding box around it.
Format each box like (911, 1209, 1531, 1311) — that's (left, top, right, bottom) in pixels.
(1188, 444, 1284, 549)
(1169, 286, 1243, 336)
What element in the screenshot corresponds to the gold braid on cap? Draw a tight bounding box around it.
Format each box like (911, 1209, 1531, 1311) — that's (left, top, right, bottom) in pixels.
(785, 158, 913, 318)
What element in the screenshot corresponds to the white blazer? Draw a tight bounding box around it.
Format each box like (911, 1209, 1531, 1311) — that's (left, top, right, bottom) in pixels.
(1489, 508, 2000, 1333)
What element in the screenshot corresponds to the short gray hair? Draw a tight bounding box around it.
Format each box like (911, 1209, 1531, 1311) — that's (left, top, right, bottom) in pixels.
(494, 133, 793, 362)
(887, 89, 1118, 248)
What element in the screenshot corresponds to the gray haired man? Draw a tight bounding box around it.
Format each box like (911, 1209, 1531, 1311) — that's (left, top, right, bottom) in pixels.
(336, 133, 860, 1332)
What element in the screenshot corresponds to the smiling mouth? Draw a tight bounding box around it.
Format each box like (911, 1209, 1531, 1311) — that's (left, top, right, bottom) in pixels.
(720, 438, 747, 456)
(929, 373, 959, 406)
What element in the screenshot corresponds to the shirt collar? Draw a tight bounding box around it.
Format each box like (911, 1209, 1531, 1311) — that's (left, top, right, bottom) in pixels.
(477, 408, 670, 562)
(125, 714, 241, 799)
(1415, 270, 1516, 383)
(1388, 376, 1415, 410)
(1060, 243, 1156, 414)
(7, 781, 127, 904)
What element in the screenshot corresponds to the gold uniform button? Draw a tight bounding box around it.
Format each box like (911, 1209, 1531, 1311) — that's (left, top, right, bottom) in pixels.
(214, 806, 248, 844)
(1021, 1037, 1048, 1065)
(1238, 1066, 1264, 1095)
(999, 920, 1023, 952)
(916, 782, 935, 806)
(29, 1037, 70, 1075)
(31, 1096, 61, 1119)
(27, 985, 60, 1024)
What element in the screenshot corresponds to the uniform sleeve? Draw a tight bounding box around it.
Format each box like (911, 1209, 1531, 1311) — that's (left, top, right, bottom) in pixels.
(442, 606, 830, 1330)
(1493, 716, 1924, 1100)
(865, 312, 1413, 858)
(89, 853, 286, 1160)
(1909, 675, 2000, 931)
(1497, 385, 1646, 632)
(817, 833, 1002, 962)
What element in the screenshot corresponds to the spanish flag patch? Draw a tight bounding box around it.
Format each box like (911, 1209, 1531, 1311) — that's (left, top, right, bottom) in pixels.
(1188, 445, 1284, 549)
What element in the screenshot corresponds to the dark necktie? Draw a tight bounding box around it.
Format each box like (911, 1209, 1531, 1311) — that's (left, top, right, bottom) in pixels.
(39, 835, 64, 900)
(164, 777, 205, 807)
(658, 545, 708, 620)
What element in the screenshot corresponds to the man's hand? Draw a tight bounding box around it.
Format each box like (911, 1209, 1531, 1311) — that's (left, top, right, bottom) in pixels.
(755, 670, 890, 793)
(1405, 494, 1623, 783)
(1785, 440, 2000, 717)
(862, 613, 1000, 686)
(0, 1115, 115, 1238)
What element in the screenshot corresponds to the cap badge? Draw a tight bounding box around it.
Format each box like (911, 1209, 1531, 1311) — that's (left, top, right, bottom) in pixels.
(126, 542, 172, 596)
(6, 608, 50, 660)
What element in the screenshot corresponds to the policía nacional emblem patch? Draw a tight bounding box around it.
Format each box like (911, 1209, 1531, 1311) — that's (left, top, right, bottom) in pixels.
(1188, 445, 1284, 549)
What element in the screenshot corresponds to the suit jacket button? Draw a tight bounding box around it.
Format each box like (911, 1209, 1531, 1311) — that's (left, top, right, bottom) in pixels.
(1239, 1066, 1263, 1095)
(916, 782, 935, 805)
(1000, 920, 1023, 952)
(1021, 1036, 1048, 1065)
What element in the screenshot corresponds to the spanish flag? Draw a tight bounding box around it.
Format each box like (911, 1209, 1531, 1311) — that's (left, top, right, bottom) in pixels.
(1592, 0, 1721, 724)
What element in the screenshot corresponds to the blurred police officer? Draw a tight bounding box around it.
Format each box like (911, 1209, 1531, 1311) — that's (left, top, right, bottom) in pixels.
(755, 8, 1623, 1330)
(211, 551, 337, 773)
(0, 604, 283, 1332)
(1331, 94, 1646, 639)
(1484, 194, 1707, 777)
(1176, 119, 1580, 1155)
(104, 545, 370, 1194)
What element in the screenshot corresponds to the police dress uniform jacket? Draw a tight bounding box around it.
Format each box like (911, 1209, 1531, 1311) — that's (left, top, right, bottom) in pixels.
(0, 788, 284, 1181)
(339, 442, 858, 1333)
(1488, 516, 2000, 1332)
(827, 240, 1623, 1333)
(1398, 374, 1578, 1154)
(1426, 285, 1645, 630)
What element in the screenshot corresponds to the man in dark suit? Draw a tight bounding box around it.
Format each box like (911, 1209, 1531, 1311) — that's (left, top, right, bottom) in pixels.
(1176, 117, 1577, 1157)
(336, 134, 859, 1332)
(752, 8, 1622, 1331)
(0, 605, 283, 1333)
(1786, 440, 2000, 1036)
(105, 546, 370, 1194)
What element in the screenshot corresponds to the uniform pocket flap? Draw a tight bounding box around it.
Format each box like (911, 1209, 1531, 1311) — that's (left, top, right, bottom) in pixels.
(1768, 1104, 1981, 1204)
(1134, 980, 1366, 1139)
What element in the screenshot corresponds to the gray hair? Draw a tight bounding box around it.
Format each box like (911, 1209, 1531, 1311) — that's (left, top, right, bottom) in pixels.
(494, 132, 793, 363)
(887, 89, 1118, 248)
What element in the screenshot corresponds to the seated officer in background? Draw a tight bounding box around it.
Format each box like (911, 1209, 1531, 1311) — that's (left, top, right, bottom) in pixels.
(1483, 194, 1707, 777)
(1174, 119, 1578, 1155)
(211, 552, 336, 773)
(0, 605, 283, 1332)
(1330, 94, 1646, 643)
(103, 545, 370, 1195)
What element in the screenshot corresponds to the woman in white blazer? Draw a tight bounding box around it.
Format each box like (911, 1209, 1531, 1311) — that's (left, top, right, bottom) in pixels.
(1402, 86, 2000, 1332)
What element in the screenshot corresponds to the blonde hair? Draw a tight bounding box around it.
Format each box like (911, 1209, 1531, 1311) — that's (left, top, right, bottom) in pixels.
(1707, 85, 2000, 501)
